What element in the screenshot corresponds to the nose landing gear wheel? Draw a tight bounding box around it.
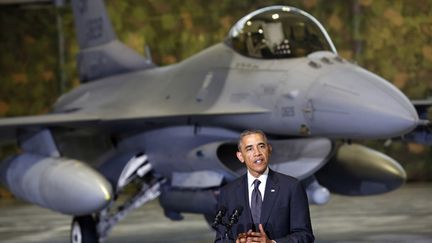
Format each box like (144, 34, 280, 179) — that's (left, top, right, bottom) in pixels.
(71, 216, 99, 243)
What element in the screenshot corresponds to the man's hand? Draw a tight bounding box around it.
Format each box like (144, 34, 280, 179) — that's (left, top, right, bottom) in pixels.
(236, 230, 252, 243)
(237, 224, 274, 243)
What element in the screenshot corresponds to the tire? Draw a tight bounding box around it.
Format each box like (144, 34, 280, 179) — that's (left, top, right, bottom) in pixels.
(70, 215, 99, 243)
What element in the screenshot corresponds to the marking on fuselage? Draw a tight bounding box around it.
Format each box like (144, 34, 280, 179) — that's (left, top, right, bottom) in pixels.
(86, 17, 103, 41)
(308, 61, 321, 69)
(320, 57, 333, 64)
(230, 93, 250, 103)
(283, 90, 299, 99)
(323, 83, 359, 96)
(260, 85, 276, 96)
(234, 62, 259, 70)
(281, 106, 295, 117)
(196, 72, 214, 102)
(299, 124, 311, 136)
(202, 72, 213, 89)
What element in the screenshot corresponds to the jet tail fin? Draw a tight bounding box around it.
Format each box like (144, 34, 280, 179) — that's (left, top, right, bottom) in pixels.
(71, 0, 154, 82)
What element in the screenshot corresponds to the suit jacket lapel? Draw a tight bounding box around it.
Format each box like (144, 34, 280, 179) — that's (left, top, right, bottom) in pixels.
(236, 174, 253, 225)
(261, 169, 279, 226)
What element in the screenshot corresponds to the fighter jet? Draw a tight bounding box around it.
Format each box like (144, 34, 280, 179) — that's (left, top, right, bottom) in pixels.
(0, 1, 420, 242)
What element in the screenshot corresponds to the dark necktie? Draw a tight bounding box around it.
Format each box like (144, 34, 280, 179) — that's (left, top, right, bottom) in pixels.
(251, 179, 262, 224)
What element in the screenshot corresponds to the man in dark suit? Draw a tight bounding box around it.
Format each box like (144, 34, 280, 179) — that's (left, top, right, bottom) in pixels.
(215, 130, 314, 243)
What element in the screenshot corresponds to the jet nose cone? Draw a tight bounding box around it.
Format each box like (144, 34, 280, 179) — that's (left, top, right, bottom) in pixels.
(305, 65, 418, 139)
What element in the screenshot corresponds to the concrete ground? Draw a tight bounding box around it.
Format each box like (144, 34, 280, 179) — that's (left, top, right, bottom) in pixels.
(0, 183, 431, 243)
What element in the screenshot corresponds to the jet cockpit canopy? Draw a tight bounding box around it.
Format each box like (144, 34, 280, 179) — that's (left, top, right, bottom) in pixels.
(227, 6, 337, 59)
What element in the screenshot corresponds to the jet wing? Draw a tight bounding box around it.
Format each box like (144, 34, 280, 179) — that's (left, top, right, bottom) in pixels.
(0, 105, 269, 144)
(0, 113, 100, 143)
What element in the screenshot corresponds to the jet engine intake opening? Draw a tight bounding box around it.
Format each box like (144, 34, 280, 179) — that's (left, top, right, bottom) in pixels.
(216, 142, 245, 175)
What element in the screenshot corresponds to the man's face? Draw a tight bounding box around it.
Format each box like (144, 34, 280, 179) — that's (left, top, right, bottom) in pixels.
(236, 133, 272, 178)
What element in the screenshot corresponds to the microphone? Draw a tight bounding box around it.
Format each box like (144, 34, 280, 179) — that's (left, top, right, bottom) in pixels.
(228, 206, 243, 228)
(212, 206, 227, 228)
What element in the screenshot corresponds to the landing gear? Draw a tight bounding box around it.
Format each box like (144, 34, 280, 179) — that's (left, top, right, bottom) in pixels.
(97, 178, 162, 241)
(69, 154, 164, 243)
(71, 216, 98, 243)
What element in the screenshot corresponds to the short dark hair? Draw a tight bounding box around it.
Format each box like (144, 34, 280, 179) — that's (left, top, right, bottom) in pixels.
(237, 129, 268, 151)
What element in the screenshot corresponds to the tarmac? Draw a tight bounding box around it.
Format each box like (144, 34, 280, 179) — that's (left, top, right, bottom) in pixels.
(0, 183, 431, 243)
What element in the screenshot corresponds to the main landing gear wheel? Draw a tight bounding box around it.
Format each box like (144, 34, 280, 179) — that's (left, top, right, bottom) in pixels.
(71, 215, 99, 243)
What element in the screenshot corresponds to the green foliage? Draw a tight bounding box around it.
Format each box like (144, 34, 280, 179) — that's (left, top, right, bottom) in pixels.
(0, 5, 64, 116)
(358, 0, 432, 98)
(0, 0, 431, 180)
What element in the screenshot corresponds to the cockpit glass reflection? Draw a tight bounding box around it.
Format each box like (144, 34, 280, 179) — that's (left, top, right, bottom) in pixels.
(228, 6, 335, 59)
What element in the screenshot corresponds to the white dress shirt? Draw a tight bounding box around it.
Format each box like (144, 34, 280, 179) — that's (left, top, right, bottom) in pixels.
(247, 167, 269, 208)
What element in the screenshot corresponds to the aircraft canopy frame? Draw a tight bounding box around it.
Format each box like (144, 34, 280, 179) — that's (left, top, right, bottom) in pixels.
(227, 6, 337, 59)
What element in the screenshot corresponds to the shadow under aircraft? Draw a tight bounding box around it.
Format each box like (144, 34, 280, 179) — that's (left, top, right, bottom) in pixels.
(0, 1, 422, 242)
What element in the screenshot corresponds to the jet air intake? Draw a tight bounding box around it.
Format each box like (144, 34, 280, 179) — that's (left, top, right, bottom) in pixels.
(0, 153, 113, 215)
